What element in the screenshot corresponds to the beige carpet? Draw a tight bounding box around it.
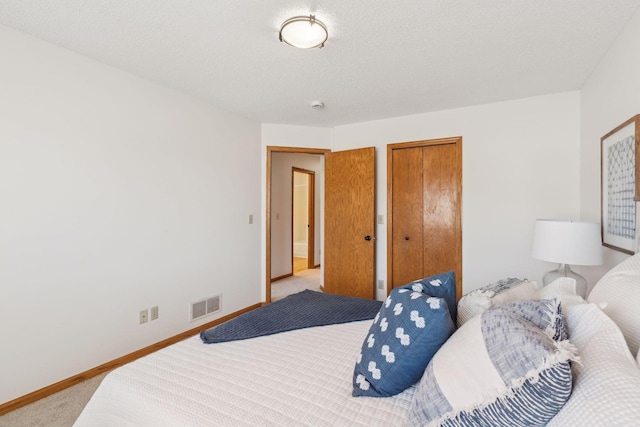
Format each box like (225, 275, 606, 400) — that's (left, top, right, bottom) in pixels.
(0, 372, 108, 427)
(271, 268, 322, 301)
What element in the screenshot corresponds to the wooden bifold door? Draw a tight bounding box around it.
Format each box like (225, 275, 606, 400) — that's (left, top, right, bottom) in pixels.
(387, 137, 462, 299)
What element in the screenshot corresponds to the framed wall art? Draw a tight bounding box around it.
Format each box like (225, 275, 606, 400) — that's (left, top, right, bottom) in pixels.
(601, 114, 640, 254)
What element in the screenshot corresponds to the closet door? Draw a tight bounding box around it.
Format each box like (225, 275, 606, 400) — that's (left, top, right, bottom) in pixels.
(422, 142, 462, 282)
(391, 147, 424, 287)
(387, 138, 462, 298)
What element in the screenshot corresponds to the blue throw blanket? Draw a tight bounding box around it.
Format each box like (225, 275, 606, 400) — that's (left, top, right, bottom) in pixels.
(200, 290, 382, 344)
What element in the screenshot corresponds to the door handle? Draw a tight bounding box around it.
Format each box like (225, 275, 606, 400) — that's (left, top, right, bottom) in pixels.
(364, 235, 372, 241)
(405, 236, 410, 240)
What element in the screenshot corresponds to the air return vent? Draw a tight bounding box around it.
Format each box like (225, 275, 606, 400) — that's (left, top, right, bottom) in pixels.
(206, 296, 220, 314)
(191, 294, 221, 322)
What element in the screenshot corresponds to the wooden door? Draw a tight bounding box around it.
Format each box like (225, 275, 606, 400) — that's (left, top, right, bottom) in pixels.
(422, 143, 462, 284)
(391, 147, 424, 287)
(324, 147, 376, 299)
(387, 138, 462, 299)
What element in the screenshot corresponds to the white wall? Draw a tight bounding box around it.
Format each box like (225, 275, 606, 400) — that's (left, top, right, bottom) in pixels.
(580, 7, 640, 289)
(336, 92, 582, 300)
(271, 153, 323, 278)
(0, 26, 262, 404)
(262, 94, 581, 301)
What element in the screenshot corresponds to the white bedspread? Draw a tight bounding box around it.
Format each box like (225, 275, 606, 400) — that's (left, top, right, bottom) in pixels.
(75, 302, 640, 426)
(74, 320, 414, 427)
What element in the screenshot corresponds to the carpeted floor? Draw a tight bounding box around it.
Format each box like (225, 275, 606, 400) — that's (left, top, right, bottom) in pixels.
(271, 268, 322, 300)
(0, 372, 108, 427)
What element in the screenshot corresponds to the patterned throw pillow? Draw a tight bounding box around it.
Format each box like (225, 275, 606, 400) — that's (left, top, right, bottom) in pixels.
(498, 298, 566, 341)
(408, 271, 457, 323)
(457, 277, 539, 327)
(409, 299, 576, 427)
(352, 273, 456, 397)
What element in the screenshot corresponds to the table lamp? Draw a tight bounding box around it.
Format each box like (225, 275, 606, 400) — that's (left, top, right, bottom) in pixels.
(531, 219, 603, 297)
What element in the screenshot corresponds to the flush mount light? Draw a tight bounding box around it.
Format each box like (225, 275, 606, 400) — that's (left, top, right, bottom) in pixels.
(279, 14, 328, 49)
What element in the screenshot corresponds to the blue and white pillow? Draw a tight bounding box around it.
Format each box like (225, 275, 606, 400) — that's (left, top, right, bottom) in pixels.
(498, 298, 566, 341)
(457, 277, 539, 327)
(409, 300, 577, 426)
(352, 274, 456, 397)
(406, 271, 457, 323)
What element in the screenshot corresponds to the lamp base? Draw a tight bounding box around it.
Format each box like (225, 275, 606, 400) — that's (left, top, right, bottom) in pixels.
(542, 264, 588, 298)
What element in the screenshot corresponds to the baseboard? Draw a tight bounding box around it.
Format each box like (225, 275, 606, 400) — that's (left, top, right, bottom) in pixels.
(271, 273, 293, 282)
(0, 302, 262, 416)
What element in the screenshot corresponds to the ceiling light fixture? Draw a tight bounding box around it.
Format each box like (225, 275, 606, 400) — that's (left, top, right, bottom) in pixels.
(279, 14, 328, 49)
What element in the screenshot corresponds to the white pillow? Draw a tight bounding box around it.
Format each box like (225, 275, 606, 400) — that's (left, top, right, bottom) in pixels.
(535, 277, 587, 308)
(457, 278, 538, 326)
(588, 253, 640, 355)
(547, 303, 640, 426)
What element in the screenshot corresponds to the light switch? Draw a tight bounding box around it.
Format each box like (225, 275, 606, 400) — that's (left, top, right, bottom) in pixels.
(249, 214, 253, 224)
(377, 215, 384, 224)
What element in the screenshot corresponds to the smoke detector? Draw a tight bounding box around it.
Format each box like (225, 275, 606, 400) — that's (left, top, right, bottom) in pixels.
(311, 101, 324, 109)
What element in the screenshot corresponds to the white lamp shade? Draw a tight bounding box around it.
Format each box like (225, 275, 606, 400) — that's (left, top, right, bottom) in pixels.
(531, 219, 603, 266)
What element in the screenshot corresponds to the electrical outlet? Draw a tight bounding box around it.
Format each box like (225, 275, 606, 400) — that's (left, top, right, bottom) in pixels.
(139, 309, 148, 324)
(377, 279, 385, 290)
(150, 306, 159, 321)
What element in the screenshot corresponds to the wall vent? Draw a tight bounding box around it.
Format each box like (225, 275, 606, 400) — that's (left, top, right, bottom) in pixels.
(206, 296, 220, 314)
(191, 294, 222, 322)
(191, 300, 207, 320)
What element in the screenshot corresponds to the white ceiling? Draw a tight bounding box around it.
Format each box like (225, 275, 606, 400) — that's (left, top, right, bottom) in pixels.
(1, 1, 639, 127)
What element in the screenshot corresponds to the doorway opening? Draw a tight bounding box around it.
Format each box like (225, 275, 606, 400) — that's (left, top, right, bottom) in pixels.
(267, 147, 329, 303)
(292, 168, 315, 274)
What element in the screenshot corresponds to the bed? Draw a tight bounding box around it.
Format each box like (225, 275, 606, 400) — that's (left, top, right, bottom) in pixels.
(74, 258, 640, 426)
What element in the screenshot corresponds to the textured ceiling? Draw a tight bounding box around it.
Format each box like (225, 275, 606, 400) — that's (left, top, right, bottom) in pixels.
(1, 1, 639, 127)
